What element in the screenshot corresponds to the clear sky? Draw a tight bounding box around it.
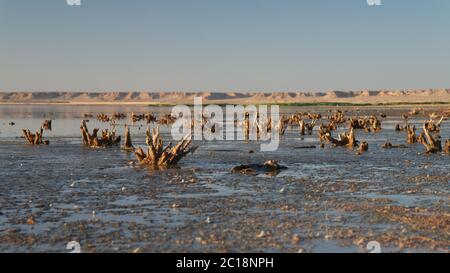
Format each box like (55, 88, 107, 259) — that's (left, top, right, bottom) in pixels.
(0, 0, 449, 92)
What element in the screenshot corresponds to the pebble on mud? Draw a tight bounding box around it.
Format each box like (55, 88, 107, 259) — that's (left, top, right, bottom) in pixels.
(132, 247, 142, 253)
(26, 216, 36, 225)
(232, 160, 287, 175)
(291, 234, 301, 243)
(256, 230, 266, 238)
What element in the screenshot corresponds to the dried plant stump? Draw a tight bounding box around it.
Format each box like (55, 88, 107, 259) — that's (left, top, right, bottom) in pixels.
(134, 126, 197, 167)
(22, 127, 49, 145)
(80, 120, 121, 148)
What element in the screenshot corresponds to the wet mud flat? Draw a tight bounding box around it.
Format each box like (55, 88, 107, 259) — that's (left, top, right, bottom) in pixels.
(0, 105, 448, 253)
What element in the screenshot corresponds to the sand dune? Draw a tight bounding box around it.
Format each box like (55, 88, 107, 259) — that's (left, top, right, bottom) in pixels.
(0, 89, 449, 104)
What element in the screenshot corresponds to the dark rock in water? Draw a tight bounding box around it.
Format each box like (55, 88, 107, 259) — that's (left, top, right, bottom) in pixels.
(232, 160, 287, 176)
(263, 160, 286, 171)
(294, 145, 316, 149)
(382, 142, 393, 149)
(231, 165, 257, 175)
(382, 142, 408, 149)
(8, 122, 15, 126)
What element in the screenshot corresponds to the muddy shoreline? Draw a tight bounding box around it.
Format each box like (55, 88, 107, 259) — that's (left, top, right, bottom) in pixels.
(0, 105, 448, 253)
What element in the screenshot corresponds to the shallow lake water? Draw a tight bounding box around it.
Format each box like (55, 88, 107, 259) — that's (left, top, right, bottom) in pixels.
(0, 104, 448, 253)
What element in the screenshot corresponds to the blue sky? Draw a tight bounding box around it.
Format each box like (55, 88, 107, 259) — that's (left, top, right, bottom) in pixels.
(0, 0, 449, 92)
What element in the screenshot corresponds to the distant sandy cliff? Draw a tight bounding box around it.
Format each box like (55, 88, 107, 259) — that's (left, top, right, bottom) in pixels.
(0, 89, 449, 104)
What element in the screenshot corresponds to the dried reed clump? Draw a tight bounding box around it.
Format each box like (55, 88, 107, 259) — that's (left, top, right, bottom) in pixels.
(131, 112, 144, 123)
(80, 120, 121, 148)
(323, 127, 358, 148)
(22, 127, 49, 145)
(409, 108, 422, 115)
(122, 124, 134, 151)
(97, 113, 111, 122)
(358, 141, 369, 153)
(275, 116, 287, 135)
(349, 116, 382, 132)
(134, 126, 197, 167)
(298, 119, 317, 135)
(443, 110, 450, 118)
(328, 110, 346, 125)
(158, 114, 177, 125)
(444, 140, 450, 155)
(318, 122, 337, 142)
(395, 124, 406, 131)
(145, 113, 157, 124)
(42, 120, 52, 131)
(417, 124, 441, 154)
(424, 116, 444, 133)
(406, 125, 417, 144)
(130, 113, 157, 123)
(113, 112, 127, 120)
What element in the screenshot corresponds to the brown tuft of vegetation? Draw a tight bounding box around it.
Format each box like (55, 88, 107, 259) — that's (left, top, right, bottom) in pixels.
(22, 127, 49, 145)
(243, 112, 251, 139)
(97, 113, 111, 122)
(80, 120, 121, 148)
(444, 140, 450, 154)
(323, 127, 358, 148)
(276, 116, 287, 135)
(358, 141, 369, 153)
(134, 126, 197, 167)
(417, 124, 441, 154)
(131, 112, 144, 123)
(328, 110, 346, 124)
(406, 125, 417, 144)
(113, 113, 127, 120)
(158, 114, 177, 125)
(122, 124, 134, 151)
(131, 113, 156, 124)
(395, 124, 406, 131)
(299, 119, 317, 136)
(42, 120, 52, 131)
(145, 113, 157, 124)
(424, 116, 443, 133)
(349, 116, 381, 132)
(409, 108, 422, 115)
